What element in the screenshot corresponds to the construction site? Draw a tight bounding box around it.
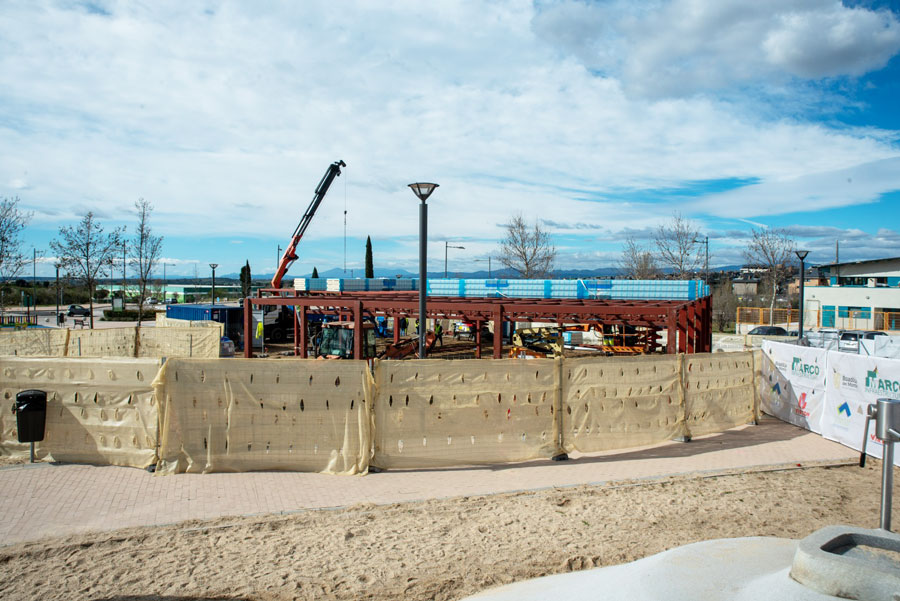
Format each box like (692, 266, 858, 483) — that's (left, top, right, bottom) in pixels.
(1, 161, 897, 601)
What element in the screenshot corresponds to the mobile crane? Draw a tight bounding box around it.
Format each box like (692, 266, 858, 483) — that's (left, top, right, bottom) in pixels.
(271, 160, 346, 289)
(259, 160, 346, 343)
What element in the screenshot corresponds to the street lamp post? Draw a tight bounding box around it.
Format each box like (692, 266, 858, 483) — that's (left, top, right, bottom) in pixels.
(55, 264, 60, 325)
(795, 250, 809, 340)
(209, 263, 219, 304)
(444, 242, 465, 278)
(474, 257, 492, 278)
(408, 182, 439, 359)
(30, 248, 36, 322)
(122, 240, 127, 302)
(692, 236, 709, 284)
(163, 263, 175, 301)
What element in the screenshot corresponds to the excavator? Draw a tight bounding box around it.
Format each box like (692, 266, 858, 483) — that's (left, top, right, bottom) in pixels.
(259, 160, 346, 343)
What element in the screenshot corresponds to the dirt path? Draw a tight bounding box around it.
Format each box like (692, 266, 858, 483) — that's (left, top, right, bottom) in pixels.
(1, 462, 894, 601)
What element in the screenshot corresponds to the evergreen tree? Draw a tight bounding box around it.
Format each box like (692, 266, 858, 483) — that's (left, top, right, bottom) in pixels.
(312, 266, 319, 278)
(365, 236, 374, 278)
(240, 260, 252, 298)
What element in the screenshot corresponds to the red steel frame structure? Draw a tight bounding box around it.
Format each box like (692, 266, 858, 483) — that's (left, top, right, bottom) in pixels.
(244, 289, 712, 360)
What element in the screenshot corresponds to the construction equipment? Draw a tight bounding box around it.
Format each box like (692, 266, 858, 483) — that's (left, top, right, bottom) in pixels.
(510, 327, 564, 358)
(315, 321, 377, 359)
(382, 331, 438, 359)
(261, 160, 344, 343)
(271, 160, 346, 290)
(509, 323, 650, 358)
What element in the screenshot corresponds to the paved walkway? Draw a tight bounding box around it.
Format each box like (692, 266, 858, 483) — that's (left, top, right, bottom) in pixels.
(0, 417, 857, 546)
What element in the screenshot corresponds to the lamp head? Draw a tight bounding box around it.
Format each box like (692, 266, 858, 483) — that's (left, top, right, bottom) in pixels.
(408, 182, 439, 202)
(209, 263, 219, 270)
(795, 250, 809, 261)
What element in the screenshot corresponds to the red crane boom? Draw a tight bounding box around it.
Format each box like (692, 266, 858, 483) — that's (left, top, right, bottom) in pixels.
(271, 160, 346, 289)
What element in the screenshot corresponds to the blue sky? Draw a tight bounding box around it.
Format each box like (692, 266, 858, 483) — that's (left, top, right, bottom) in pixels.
(2, 0, 900, 278)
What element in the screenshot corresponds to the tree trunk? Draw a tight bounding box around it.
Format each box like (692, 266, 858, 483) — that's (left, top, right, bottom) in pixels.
(769, 275, 777, 325)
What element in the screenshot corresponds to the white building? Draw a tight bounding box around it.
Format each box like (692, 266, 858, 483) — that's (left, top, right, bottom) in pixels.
(804, 256, 900, 331)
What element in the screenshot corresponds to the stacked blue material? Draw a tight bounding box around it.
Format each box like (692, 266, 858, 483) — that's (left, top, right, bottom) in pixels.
(296, 278, 710, 300)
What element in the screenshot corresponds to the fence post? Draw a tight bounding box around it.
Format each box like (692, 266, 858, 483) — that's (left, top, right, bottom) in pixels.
(551, 357, 568, 461)
(674, 353, 691, 442)
(750, 350, 760, 425)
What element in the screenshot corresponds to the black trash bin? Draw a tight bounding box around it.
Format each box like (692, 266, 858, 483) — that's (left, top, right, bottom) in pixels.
(15, 389, 47, 443)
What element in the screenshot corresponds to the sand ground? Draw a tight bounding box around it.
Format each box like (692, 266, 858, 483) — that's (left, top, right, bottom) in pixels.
(1, 461, 895, 601)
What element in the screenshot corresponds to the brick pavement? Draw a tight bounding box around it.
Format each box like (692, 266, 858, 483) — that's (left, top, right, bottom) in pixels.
(0, 416, 857, 546)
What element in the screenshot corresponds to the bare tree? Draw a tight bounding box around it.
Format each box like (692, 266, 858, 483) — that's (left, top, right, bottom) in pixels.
(498, 214, 556, 279)
(620, 235, 659, 279)
(744, 227, 795, 323)
(130, 199, 163, 326)
(51, 212, 124, 328)
(0, 197, 32, 309)
(712, 281, 739, 332)
(653, 212, 702, 278)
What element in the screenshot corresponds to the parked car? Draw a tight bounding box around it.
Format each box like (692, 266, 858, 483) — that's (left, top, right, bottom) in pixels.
(143, 297, 159, 305)
(747, 326, 788, 336)
(838, 330, 864, 353)
(863, 331, 888, 340)
(67, 304, 91, 317)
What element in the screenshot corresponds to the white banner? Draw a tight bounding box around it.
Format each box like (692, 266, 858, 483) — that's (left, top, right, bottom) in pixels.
(759, 341, 828, 433)
(821, 350, 900, 466)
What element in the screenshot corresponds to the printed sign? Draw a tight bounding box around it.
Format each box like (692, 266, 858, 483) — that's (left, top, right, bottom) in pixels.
(759, 341, 827, 433)
(821, 350, 900, 466)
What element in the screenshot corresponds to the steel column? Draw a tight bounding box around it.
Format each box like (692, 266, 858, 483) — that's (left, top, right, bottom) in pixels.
(686, 302, 696, 354)
(493, 306, 503, 359)
(299, 308, 308, 358)
(353, 300, 363, 360)
(667, 310, 677, 354)
(475, 320, 482, 359)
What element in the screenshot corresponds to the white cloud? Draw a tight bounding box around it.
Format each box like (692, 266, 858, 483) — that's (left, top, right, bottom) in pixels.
(0, 1, 898, 274)
(687, 156, 900, 218)
(533, 0, 900, 98)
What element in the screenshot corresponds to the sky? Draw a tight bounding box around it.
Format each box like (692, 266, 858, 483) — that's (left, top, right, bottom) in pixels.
(2, 0, 900, 279)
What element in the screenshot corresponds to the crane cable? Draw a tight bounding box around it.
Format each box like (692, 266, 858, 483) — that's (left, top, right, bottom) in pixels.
(343, 166, 348, 275)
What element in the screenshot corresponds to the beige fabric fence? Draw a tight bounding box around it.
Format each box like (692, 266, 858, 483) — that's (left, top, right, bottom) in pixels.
(373, 359, 561, 468)
(561, 355, 685, 454)
(2, 352, 761, 474)
(0, 357, 161, 468)
(156, 358, 373, 475)
(683, 352, 757, 437)
(0, 326, 220, 358)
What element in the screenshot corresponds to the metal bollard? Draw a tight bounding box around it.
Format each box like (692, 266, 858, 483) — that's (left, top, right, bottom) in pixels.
(860, 397, 900, 531)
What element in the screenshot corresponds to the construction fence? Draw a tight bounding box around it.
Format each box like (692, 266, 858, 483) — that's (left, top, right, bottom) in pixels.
(736, 306, 900, 333)
(1, 352, 759, 475)
(0, 325, 221, 359)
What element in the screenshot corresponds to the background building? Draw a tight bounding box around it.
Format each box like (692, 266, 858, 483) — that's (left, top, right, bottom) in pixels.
(804, 257, 900, 330)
